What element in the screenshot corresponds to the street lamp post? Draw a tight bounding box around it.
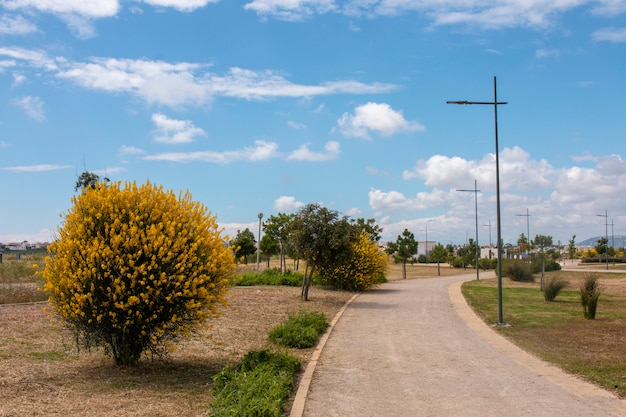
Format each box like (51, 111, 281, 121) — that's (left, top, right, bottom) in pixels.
(516, 208, 531, 259)
(256, 212, 263, 271)
(448, 76, 507, 326)
(457, 179, 481, 280)
(596, 210, 609, 270)
(484, 220, 493, 259)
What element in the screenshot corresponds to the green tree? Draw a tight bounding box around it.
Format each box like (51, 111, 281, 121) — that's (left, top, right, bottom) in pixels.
(386, 229, 418, 280)
(428, 243, 449, 276)
(75, 171, 110, 192)
(568, 235, 577, 264)
(259, 233, 279, 267)
(351, 218, 383, 242)
(533, 234, 553, 291)
(231, 228, 257, 264)
(291, 204, 356, 300)
(263, 213, 296, 274)
(595, 237, 608, 264)
(456, 239, 477, 268)
(517, 233, 529, 258)
(43, 180, 235, 366)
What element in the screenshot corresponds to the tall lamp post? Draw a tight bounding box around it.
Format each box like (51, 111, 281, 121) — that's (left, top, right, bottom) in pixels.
(448, 76, 507, 326)
(457, 179, 481, 280)
(256, 212, 263, 271)
(516, 208, 531, 259)
(596, 210, 609, 270)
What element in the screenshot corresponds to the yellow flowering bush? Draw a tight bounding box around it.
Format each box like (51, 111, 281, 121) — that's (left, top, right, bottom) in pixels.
(320, 232, 387, 291)
(43, 180, 235, 366)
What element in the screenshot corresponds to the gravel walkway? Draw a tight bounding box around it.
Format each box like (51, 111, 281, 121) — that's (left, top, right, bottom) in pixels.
(296, 274, 626, 417)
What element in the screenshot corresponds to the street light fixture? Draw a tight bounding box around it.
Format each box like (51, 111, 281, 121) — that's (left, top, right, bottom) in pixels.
(516, 208, 531, 259)
(447, 76, 508, 326)
(596, 210, 609, 270)
(457, 179, 481, 280)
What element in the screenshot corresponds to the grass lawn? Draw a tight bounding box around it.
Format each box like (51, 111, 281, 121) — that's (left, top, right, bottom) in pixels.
(462, 270, 626, 398)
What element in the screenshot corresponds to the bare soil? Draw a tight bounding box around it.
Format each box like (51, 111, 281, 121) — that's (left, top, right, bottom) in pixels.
(0, 285, 352, 417)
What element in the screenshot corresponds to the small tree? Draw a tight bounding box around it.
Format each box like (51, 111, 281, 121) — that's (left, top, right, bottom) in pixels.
(568, 235, 577, 265)
(75, 171, 110, 191)
(44, 180, 235, 366)
(386, 229, 418, 280)
(533, 234, 553, 291)
(231, 228, 257, 264)
(428, 243, 449, 276)
(291, 204, 355, 300)
(263, 213, 295, 274)
(259, 233, 279, 267)
(595, 237, 608, 264)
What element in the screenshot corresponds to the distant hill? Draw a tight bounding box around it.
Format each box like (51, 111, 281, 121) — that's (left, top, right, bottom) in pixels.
(578, 235, 626, 249)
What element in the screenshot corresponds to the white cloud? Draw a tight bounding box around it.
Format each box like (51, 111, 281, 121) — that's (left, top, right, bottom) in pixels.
(151, 113, 206, 144)
(1, 0, 120, 19)
(592, 27, 626, 42)
(244, 0, 625, 30)
(12, 95, 45, 121)
(0, 47, 57, 71)
(47, 56, 396, 107)
(287, 140, 340, 161)
(372, 147, 626, 244)
(336, 102, 424, 139)
(273, 195, 305, 212)
(346, 207, 362, 216)
(244, 0, 336, 21)
(1, 164, 71, 172)
(144, 140, 279, 163)
(140, 0, 219, 12)
(402, 146, 556, 192)
(0, 15, 38, 35)
(12, 72, 26, 86)
(287, 120, 306, 129)
(119, 145, 145, 155)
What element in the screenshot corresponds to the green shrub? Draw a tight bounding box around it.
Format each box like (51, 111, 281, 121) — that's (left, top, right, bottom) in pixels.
(580, 273, 602, 320)
(268, 310, 328, 348)
(503, 260, 534, 282)
(234, 268, 303, 287)
(543, 276, 567, 302)
(530, 258, 562, 273)
(210, 349, 301, 417)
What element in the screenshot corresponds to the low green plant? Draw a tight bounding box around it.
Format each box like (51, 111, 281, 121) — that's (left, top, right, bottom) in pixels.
(543, 276, 567, 301)
(210, 349, 301, 417)
(503, 260, 534, 282)
(234, 268, 303, 287)
(268, 310, 328, 348)
(580, 273, 602, 319)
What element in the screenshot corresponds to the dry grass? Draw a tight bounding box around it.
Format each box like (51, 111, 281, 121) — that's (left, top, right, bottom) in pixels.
(0, 261, 481, 416)
(0, 285, 352, 417)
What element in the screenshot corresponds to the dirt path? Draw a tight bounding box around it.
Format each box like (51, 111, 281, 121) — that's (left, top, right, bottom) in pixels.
(299, 274, 626, 417)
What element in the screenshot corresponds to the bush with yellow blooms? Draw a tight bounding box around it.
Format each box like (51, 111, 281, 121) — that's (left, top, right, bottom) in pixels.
(319, 232, 387, 291)
(43, 180, 235, 366)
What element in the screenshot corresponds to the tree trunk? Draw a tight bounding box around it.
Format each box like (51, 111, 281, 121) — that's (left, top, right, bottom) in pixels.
(402, 261, 407, 279)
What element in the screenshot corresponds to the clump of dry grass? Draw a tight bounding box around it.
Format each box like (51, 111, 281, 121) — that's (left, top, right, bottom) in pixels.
(0, 285, 352, 417)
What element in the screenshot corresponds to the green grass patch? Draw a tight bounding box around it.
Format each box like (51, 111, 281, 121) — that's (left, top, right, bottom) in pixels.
(210, 349, 301, 417)
(28, 350, 66, 361)
(233, 268, 304, 287)
(462, 272, 626, 397)
(268, 310, 329, 349)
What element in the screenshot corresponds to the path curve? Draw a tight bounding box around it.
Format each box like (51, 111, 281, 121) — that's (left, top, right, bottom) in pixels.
(294, 274, 626, 417)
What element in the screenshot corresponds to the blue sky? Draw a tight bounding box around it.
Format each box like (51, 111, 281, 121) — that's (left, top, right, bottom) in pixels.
(0, 0, 625, 247)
